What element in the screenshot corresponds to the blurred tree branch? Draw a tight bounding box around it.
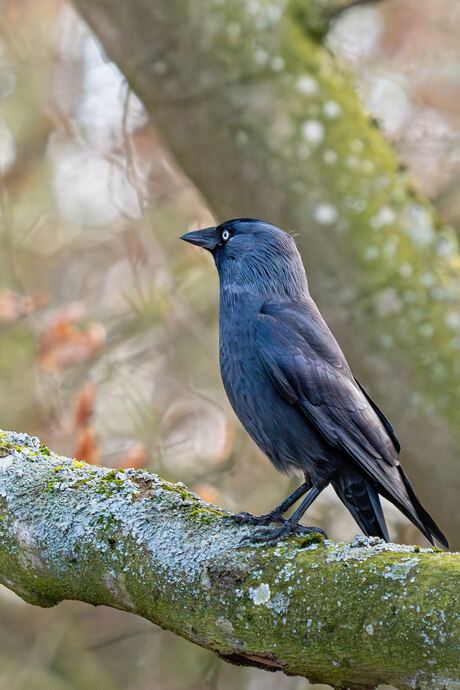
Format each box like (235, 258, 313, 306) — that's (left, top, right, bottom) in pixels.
(69, 0, 460, 549)
(0, 430, 458, 690)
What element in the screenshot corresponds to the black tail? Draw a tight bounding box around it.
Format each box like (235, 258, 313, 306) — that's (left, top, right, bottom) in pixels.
(331, 471, 390, 542)
(387, 468, 449, 548)
(332, 467, 449, 548)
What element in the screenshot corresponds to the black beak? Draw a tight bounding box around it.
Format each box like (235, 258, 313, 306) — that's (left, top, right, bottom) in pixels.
(180, 227, 218, 252)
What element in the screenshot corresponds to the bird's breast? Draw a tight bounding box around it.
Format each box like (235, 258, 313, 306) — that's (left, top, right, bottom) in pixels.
(218, 299, 335, 477)
(219, 304, 267, 433)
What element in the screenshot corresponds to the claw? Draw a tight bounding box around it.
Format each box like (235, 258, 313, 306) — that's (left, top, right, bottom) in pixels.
(242, 522, 326, 546)
(294, 524, 327, 538)
(224, 511, 285, 527)
(224, 511, 257, 526)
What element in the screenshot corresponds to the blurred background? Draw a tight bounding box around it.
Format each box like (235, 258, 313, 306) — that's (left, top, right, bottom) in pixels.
(0, 0, 459, 688)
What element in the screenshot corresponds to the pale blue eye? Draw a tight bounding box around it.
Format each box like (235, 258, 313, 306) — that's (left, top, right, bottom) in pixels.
(222, 230, 230, 241)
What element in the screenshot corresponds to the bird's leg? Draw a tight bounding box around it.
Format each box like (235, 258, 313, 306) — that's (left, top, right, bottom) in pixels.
(266, 479, 313, 521)
(245, 485, 327, 545)
(226, 480, 311, 527)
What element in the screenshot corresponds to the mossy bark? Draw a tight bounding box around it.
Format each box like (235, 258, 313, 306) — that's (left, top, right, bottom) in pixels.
(69, 0, 460, 548)
(0, 430, 458, 689)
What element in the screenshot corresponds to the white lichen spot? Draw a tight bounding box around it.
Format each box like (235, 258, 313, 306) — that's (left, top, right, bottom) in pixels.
(420, 273, 436, 290)
(368, 77, 410, 137)
(200, 567, 211, 590)
(258, 3, 282, 25)
(445, 311, 460, 331)
(153, 61, 168, 75)
(271, 56, 285, 72)
(346, 155, 359, 169)
(279, 562, 295, 581)
(301, 119, 325, 146)
(251, 583, 271, 605)
(314, 203, 338, 225)
(370, 206, 395, 229)
(323, 100, 341, 119)
(296, 75, 318, 96)
(350, 138, 364, 154)
(365, 624, 374, 635)
(0, 456, 13, 471)
(399, 262, 413, 278)
(266, 592, 290, 614)
(383, 557, 420, 580)
(323, 149, 338, 165)
(345, 195, 367, 213)
(328, 6, 383, 63)
(361, 160, 374, 174)
(383, 238, 399, 258)
(14, 522, 45, 571)
(403, 204, 435, 245)
(254, 49, 269, 66)
(436, 233, 458, 258)
(364, 246, 379, 261)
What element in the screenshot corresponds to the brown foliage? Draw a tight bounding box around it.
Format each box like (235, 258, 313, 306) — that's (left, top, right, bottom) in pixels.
(36, 304, 105, 372)
(0, 291, 48, 324)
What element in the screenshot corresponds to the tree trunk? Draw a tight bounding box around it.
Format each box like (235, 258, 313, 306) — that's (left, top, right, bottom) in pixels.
(0, 430, 458, 689)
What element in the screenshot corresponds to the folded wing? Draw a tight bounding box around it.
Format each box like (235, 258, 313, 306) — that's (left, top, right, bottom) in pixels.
(251, 300, 447, 546)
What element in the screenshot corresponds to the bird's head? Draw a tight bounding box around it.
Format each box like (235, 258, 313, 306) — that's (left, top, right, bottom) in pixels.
(181, 218, 308, 300)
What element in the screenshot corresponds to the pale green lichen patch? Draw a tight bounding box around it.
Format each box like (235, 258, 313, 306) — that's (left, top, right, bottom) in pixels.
(250, 582, 271, 605)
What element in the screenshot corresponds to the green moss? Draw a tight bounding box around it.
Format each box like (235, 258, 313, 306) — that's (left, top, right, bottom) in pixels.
(159, 481, 192, 501)
(45, 479, 59, 492)
(287, 0, 328, 41)
(294, 532, 325, 548)
(96, 470, 127, 496)
(96, 513, 116, 527)
(100, 470, 119, 481)
(188, 508, 215, 524)
(39, 444, 51, 456)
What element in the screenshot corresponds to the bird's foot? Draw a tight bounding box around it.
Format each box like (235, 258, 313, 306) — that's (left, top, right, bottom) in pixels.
(242, 522, 327, 547)
(224, 510, 285, 527)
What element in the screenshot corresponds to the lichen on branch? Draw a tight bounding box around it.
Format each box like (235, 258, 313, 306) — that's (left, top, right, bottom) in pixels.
(0, 429, 458, 690)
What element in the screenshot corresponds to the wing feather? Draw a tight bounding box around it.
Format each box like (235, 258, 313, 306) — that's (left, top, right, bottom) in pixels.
(252, 303, 400, 490)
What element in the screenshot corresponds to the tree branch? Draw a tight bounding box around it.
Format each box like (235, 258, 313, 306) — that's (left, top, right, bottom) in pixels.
(0, 430, 458, 689)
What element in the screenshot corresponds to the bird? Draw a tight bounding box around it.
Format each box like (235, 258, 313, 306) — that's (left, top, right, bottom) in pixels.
(181, 218, 448, 548)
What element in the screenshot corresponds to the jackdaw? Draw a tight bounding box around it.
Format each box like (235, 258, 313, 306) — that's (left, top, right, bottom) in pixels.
(181, 218, 448, 547)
